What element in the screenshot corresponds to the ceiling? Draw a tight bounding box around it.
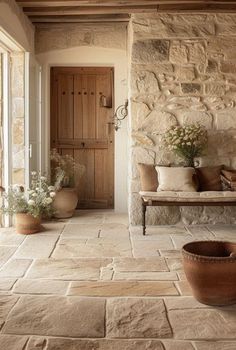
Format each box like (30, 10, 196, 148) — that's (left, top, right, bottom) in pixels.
(16, 0, 236, 24)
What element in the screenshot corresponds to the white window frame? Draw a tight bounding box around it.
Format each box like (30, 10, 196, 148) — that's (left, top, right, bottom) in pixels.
(0, 27, 24, 227)
(24, 52, 30, 188)
(1, 51, 11, 227)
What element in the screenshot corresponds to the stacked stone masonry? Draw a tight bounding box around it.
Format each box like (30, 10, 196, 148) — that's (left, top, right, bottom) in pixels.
(129, 13, 236, 225)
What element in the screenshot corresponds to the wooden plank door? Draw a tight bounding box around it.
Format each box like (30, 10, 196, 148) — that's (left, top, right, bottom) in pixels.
(51, 67, 114, 209)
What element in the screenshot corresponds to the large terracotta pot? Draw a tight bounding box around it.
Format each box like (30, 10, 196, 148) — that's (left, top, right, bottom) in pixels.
(15, 213, 41, 235)
(53, 188, 78, 219)
(182, 241, 236, 306)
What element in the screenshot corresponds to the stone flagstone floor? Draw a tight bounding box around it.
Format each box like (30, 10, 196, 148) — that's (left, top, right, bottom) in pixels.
(0, 210, 236, 350)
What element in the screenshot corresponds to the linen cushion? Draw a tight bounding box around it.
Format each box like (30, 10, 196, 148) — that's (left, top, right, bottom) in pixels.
(196, 165, 223, 191)
(139, 191, 236, 202)
(155, 166, 197, 192)
(138, 163, 158, 192)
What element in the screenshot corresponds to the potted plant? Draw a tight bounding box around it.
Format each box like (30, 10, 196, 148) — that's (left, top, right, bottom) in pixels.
(163, 123, 208, 167)
(50, 149, 85, 218)
(1, 172, 55, 234)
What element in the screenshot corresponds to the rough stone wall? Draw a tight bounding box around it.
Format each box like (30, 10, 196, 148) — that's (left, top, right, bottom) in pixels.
(35, 23, 127, 54)
(129, 13, 236, 225)
(11, 52, 25, 185)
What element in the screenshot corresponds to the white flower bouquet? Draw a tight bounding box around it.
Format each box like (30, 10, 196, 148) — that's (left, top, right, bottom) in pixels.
(1, 172, 56, 218)
(162, 124, 208, 167)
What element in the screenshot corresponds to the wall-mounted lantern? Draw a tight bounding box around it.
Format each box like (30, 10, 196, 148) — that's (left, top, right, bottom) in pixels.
(113, 99, 128, 131)
(100, 94, 112, 108)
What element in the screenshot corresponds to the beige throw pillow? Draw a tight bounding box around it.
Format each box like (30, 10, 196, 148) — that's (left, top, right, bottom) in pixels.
(156, 166, 197, 192)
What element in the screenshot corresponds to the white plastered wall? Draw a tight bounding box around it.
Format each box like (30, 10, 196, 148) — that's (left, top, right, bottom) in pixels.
(0, 0, 34, 52)
(36, 46, 128, 213)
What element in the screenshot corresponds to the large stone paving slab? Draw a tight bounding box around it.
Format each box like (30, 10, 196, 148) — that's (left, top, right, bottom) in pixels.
(169, 308, 236, 339)
(186, 226, 215, 239)
(132, 238, 174, 257)
(57, 238, 88, 245)
(26, 259, 111, 280)
(207, 225, 236, 241)
(0, 278, 17, 291)
(166, 258, 183, 271)
(52, 240, 132, 258)
(0, 295, 19, 328)
(0, 230, 25, 245)
(163, 341, 195, 350)
(40, 222, 65, 235)
(175, 280, 192, 296)
(27, 337, 165, 350)
(68, 212, 105, 224)
(0, 259, 32, 278)
(103, 213, 129, 225)
(106, 298, 172, 338)
(69, 281, 178, 297)
(0, 246, 17, 267)
(194, 341, 236, 350)
(62, 224, 101, 238)
(165, 297, 208, 310)
(113, 271, 178, 281)
(160, 250, 182, 258)
(171, 235, 205, 250)
(13, 235, 59, 258)
(0, 335, 29, 350)
(99, 223, 129, 239)
(3, 295, 105, 337)
(113, 257, 168, 272)
(13, 279, 69, 295)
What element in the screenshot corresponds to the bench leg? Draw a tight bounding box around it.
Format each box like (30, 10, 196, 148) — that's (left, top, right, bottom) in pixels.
(142, 202, 146, 236)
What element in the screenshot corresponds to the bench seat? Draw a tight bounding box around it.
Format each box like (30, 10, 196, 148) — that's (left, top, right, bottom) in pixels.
(140, 191, 236, 203)
(140, 190, 236, 235)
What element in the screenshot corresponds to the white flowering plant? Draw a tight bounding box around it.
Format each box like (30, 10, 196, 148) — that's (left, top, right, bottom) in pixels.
(162, 124, 208, 167)
(1, 172, 56, 218)
(50, 149, 85, 190)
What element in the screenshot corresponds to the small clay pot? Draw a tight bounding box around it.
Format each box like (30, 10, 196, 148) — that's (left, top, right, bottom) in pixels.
(182, 240, 236, 306)
(53, 188, 78, 219)
(15, 213, 41, 235)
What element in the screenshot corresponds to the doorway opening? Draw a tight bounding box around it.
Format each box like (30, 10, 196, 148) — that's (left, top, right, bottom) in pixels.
(50, 66, 114, 209)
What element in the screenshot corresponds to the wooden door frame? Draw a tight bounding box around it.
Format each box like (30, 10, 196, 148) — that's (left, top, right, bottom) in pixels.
(50, 66, 115, 209)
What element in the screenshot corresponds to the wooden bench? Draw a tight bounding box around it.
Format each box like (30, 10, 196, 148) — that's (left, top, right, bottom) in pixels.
(140, 188, 236, 235)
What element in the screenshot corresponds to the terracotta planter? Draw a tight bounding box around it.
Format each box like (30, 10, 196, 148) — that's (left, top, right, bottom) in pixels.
(182, 241, 236, 306)
(15, 213, 41, 235)
(53, 188, 78, 219)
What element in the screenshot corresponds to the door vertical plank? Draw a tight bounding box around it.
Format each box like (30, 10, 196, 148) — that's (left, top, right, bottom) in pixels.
(74, 74, 83, 139)
(96, 73, 112, 139)
(58, 74, 74, 140)
(74, 149, 95, 207)
(82, 75, 96, 139)
(95, 149, 109, 206)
